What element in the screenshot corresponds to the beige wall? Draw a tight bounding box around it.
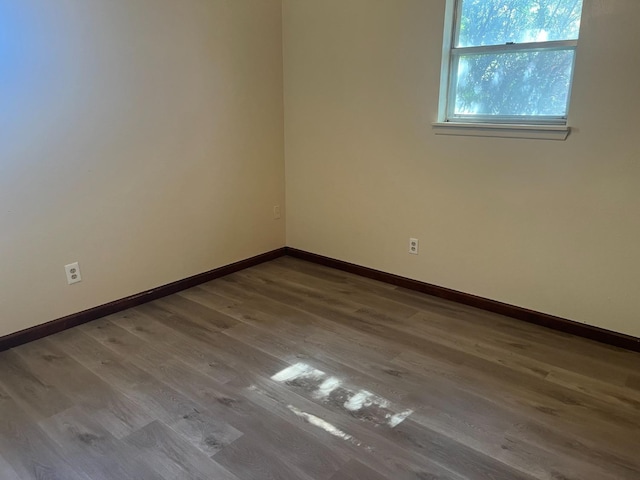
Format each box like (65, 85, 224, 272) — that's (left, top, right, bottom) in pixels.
(0, 0, 285, 337)
(283, 0, 640, 338)
(3, 0, 638, 341)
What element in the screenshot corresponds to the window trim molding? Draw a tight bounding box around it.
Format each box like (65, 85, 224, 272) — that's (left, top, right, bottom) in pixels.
(436, 0, 580, 138)
(432, 122, 570, 141)
(437, 0, 457, 123)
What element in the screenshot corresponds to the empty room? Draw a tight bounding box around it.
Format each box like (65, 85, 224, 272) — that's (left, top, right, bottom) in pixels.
(1, 0, 639, 479)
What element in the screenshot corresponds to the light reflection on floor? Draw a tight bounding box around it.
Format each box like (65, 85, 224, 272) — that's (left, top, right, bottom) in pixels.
(270, 362, 413, 436)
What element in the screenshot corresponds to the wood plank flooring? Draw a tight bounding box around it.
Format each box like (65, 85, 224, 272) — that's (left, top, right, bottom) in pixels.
(1, 256, 639, 479)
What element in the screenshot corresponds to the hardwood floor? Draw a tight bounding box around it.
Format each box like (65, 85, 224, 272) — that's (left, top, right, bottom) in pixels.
(1, 256, 639, 479)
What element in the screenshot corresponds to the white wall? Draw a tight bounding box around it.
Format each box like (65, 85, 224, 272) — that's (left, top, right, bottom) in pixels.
(0, 0, 285, 337)
(283, 0, 640, 338)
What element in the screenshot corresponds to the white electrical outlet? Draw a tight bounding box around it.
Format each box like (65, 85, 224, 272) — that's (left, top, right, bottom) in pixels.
(65, 262, 82, 285)
(273, 205, 281, 219)
(409, 238, 419, 255)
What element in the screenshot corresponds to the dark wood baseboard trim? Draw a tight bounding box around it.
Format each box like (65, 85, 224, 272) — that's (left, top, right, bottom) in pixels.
(0, 248, 286, 352)
(285, 247, 640, 353)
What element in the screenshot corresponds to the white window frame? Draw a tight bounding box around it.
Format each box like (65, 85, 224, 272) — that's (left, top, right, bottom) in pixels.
(434, 0, 580, 140)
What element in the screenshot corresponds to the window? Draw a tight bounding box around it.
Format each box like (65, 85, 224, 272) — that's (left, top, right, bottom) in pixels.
(436, 0, 583, 137)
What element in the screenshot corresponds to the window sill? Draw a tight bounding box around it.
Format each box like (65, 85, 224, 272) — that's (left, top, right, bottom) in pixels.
(432, 122, 570, 141)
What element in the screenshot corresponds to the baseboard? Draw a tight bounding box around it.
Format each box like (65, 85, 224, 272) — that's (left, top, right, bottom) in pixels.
(285, 247, 640, 353)
(0, 248, 286, 352)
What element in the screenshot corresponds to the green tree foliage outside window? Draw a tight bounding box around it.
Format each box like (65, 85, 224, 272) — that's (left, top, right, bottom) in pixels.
(448, 0, 583, 121)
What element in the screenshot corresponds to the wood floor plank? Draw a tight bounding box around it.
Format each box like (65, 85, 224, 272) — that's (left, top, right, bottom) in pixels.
(38, 407, 160, 480)
(151, 314, 289, 379)
(375, 286, 638, 384)
(211, 280, 640, 478)
(221, 321, 413, 408)
(13, 338, 152, 439)
(230, 268, 640, 444)
(386, 309, 640, 410)
(376, 320, 640, 435)
(245, 355, 525, 479)
(393, 352, 640, 480)
(251, 262, 419, 319)
(500, 420, 640, 480)
(545, 367, 640, 413)
(229, 262, 640, 480)
(154, 295, 240, 330)
(273, 256, 398, 293)
(241, 376, 467, 480)
(389, 418, 537, 480)
(0, 384, 90, 480)
(167, 406, 243, 457)
(393, 347, 640, 450)
(98, 319, 389, 479)
(108, 307, 242, 384)
(0, 350, 73, 421)
(239, 264, 639, 385)
(275, 256, 639, 376)
(128, 350, 349, 479)
(51, 329, 212, 427)
(124, 420, 240, 480)
(217, 401, 349, 480)
(328, 459, 389, 480)
(177, 286, 238, 312)
(1, 256, 639, 479)
(213, 434, 315, 480)
(77, 317, 269, 459)
(130, 300, 290, 380)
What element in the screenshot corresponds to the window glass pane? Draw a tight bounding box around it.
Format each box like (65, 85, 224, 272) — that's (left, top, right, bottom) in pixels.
(452, 49, 574, 117)
(457, 0, 583, 47)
